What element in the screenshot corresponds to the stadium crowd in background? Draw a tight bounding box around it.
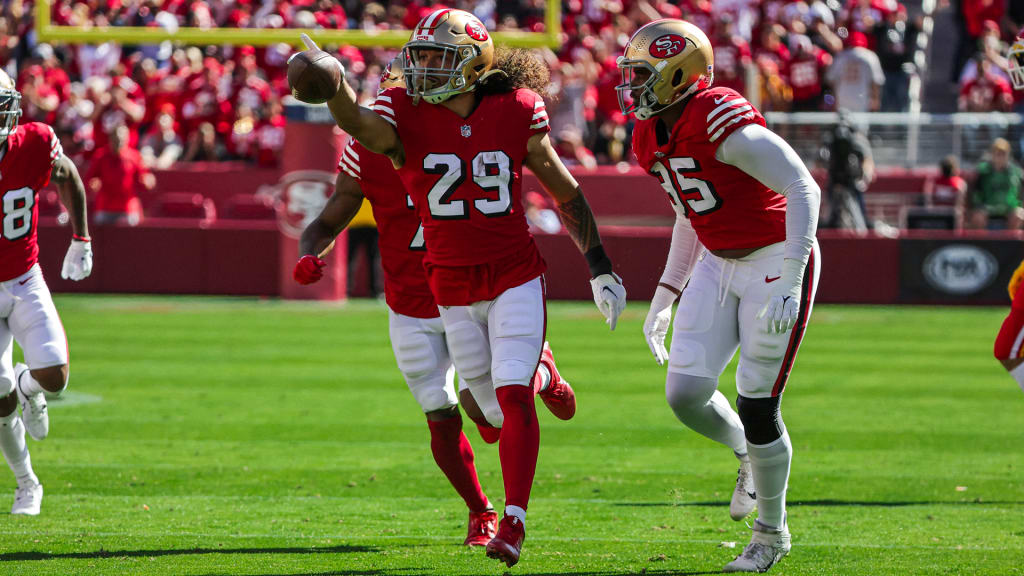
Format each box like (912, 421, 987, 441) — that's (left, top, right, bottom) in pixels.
(0, 0, 934, 170)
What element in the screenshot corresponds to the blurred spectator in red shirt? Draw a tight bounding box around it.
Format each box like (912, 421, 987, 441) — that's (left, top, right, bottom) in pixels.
(924, 155, 968, 229)
(86, 124, 155, 226)
(17, 66, 60, 124)
(787, 34, 832, 111)
(959, 57, 1014, 112)
(712, 14, 752, 95)
(254, 100, 286, 167)
(554, 126, 598, 170)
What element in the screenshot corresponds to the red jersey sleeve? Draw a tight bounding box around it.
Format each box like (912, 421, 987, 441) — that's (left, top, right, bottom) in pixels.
(690, 87, 765, 147)
(337, 138, 362, 181)
(23, 122, 62, 189)
(371, 87, 402, 128)
(520, 89, 550, 137)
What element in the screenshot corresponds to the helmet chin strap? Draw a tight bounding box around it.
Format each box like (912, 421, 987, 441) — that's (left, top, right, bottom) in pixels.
(638, 79, 703, 120)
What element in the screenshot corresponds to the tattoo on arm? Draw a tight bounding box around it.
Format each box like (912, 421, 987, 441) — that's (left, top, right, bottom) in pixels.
(557, 189, 602, 253)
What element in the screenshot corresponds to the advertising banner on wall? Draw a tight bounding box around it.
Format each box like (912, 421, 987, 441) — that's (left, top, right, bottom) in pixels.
(900, 239, 1023, 305)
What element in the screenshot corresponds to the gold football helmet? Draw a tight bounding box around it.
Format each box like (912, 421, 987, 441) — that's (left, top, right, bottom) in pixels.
(379, 56, 405, 91)
(1009, 30, 1024, 90)
(0, 69, 21, 144)
(616, 19, 714, 120)
(403, 9, 494, 104)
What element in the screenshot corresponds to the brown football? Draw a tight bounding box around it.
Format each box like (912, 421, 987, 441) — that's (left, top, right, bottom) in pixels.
(287, 49, 342, 104)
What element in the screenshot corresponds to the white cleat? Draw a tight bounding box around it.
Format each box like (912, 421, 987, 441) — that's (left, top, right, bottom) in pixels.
(11, 479, 42, 516)
(730, 457, 756, 521)
(15, 363, 48, 441)
(723, 518, 791, 573)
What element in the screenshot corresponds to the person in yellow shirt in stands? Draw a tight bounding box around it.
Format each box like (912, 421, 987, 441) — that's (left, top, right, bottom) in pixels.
(994, 259, 1024, 391)
(347, 198, 381, 298)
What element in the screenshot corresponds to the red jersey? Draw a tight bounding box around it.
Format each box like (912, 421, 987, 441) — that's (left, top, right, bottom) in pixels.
(338, 139, 438, 319)
(0, 122, 61, 280)
(788, 49, 830, 102)
(85, 145, 150, 213)
(373, 87, 548, 306)
(631, 87, 787, 252)
(931, 175, 966, 207)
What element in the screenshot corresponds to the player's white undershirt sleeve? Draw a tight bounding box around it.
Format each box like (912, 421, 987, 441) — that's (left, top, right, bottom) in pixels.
(714, 123, 819, 270)
(659, 214, 703, 293)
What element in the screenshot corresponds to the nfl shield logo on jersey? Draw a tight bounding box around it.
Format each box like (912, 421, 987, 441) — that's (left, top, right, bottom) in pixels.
(461, 125, 472, 138)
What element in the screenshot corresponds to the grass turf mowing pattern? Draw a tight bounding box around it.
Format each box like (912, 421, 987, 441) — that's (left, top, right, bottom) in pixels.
(0, 296, 1020, 575)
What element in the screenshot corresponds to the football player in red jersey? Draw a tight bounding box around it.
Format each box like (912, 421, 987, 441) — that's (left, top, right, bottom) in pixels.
(993, 32, 1024, 388)
(618, 20, 821, 573)
(294, 9, 627, 567)
(0, 69, 92, 516)
(994, 260, 1024, 391)
(293, 59, 576, 548)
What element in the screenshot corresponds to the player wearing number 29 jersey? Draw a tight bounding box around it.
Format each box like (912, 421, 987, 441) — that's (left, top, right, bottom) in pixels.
(620, 19, 822, 573)
(0, 69, 92, 518)
(301, 8, 626, 567)
(374, 86, 547, 305)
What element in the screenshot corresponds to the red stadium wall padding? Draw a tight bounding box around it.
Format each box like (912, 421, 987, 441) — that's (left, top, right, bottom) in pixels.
(38, 221, 280, 296)
(277, 112, 347, 300)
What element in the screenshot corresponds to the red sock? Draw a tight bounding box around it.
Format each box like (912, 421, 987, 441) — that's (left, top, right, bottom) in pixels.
(427, 413, 489, 513)
(495, 385, 540, 511)
(475, 422, 501, 444)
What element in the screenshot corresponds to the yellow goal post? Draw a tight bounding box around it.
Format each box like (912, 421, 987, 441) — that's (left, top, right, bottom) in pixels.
(35, 1, 562, 49)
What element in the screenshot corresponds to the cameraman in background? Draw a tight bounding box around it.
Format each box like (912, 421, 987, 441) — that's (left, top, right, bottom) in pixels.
(820, 110, 874, 232)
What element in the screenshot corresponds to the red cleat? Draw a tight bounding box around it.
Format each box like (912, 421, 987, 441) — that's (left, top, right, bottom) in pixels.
(536, 342, 576, 420)
(475, 423, 501, 444)
(485, 514, 525, 567)
(464, 509, 498, 546)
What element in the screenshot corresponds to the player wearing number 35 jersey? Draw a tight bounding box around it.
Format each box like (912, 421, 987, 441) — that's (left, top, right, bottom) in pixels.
(296, 8, 626, 567)
(620, 19, 821, 573)
(0, 70, 92, 517)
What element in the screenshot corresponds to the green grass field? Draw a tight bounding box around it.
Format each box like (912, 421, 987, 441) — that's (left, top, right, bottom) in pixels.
(0, 296, 1020, 576)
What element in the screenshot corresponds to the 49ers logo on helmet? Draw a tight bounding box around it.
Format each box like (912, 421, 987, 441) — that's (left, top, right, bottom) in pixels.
(649, 34, 686, 58)
(465, 19, 489, 42)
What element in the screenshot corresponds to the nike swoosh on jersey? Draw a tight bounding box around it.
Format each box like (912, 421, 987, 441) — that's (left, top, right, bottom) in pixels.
(765, 275, 781, 283)
(714, 94, 728, 104)
(18, 278, 29, 285)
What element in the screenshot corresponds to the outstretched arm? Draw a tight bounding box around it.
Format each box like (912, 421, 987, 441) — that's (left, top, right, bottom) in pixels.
(294, 171, 366, 286)
(299, 171, 366, 258)
(293, 35, 403, 165)
(524, 132, 626, 330)
(324, 80, 404, 166)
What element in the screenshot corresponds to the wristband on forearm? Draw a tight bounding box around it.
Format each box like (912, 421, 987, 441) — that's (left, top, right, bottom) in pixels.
(584, 245, 613, 277)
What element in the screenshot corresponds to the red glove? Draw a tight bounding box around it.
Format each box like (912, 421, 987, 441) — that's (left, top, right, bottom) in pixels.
(293, 255, 326, 285)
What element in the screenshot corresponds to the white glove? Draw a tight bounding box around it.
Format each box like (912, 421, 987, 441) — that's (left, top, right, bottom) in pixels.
(590, 272, 626, 331)
(61, 238, 93, 281)
(643, 285, 678, 365)
(757, 258, 804, 334)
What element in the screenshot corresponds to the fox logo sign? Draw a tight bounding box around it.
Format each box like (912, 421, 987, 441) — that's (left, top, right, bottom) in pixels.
(649, 34, 686, 58)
